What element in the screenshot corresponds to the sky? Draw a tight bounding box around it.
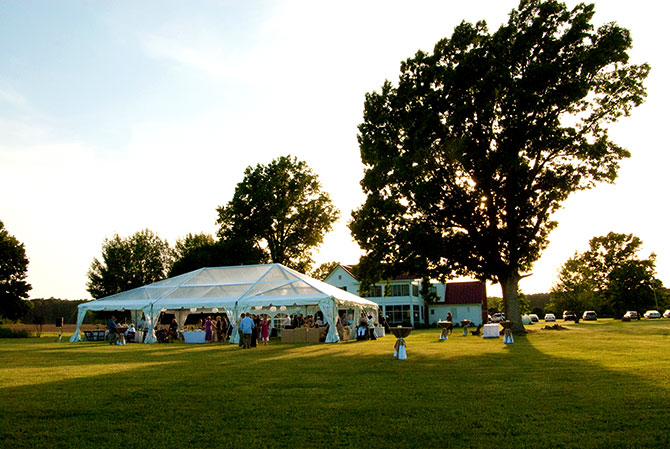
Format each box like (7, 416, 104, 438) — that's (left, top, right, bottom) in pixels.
(1, 0, 668, 300)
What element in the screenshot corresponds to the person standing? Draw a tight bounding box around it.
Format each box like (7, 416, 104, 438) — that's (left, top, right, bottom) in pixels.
(215, 316, 223, 342)
(250, 315, 259, 347)
(205, 316, 213, 342)
(108, 315, 118, 345)
(239, 313, 255, 349)
(259, 316, 270, 346)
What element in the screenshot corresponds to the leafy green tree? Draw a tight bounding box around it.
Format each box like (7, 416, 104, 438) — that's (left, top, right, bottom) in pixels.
(608, 260, 658, 317)
(169, 233, 265, 277)
(217, 155, 340, 273)
(349, 0, 649, 332)
(550, 232, 660, 318)
(87, 229, 173, 299)
(0, 220, 32, 321)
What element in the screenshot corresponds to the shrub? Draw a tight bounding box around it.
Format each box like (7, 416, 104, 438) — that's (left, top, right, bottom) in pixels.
(0, 327, 30, 338)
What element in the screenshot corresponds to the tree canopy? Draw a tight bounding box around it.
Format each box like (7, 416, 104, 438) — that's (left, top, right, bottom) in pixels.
(169, 232, 265, 277)
(550, 232, 663, 318)
(0, 220, 32, 320)
(217, 155, 339, 273)
(87, 229, 173, 299)
(349, 0, 649, 331)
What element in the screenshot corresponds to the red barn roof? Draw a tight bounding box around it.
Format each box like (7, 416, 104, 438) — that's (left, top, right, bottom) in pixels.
(441, 281, 486, 305)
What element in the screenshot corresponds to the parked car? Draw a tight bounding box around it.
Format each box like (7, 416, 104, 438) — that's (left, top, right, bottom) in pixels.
(490, 313, 506, 323)
(623, 310, 639, 320)
(644, 310, 661, 319)
(582, 311, 597, 321)
(563, 311, 577, 321)
(544, 313, 556, 322)
(664, 310, 670, 319)
(528, 314, 539, 323)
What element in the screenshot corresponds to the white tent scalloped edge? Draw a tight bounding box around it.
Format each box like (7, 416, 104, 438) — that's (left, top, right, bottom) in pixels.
(70, 263, 379, 344)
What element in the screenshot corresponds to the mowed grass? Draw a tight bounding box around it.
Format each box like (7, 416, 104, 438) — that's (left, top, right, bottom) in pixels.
(1, 320, 670, 449)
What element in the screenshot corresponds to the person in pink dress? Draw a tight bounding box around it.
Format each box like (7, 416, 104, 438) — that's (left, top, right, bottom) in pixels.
(205, 316, 212, 342)
(259, 316, 270, 346)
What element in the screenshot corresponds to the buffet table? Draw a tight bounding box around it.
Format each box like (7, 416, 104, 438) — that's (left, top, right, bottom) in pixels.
(281, 327, 326, 343)
(182, 330, 207, 344)
(482, 324, 500, 338)
(370, 326, 385, 338)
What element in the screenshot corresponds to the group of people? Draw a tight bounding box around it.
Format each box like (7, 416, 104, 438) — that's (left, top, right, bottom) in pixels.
(107, 315, 148, 345)
(335, 312, 384, 341)
(107, 309, 387, 346)
(238, 313, 271, 349)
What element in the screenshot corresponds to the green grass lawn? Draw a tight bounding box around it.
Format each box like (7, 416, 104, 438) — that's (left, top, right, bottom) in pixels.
(1, 319, 669, 448)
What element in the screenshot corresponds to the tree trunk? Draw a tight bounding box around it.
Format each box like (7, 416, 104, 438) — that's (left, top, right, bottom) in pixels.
(500, 274, 525, 333)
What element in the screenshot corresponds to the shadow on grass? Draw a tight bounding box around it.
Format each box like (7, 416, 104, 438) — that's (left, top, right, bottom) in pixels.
(1, 330, 669, 449)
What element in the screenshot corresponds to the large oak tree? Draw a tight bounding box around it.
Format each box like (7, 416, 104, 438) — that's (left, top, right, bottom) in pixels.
(217, 155, 339, 273)
(350, 0, 649, 331)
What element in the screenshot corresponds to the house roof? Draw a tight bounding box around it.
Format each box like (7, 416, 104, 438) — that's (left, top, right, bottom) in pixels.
(326, 264, 421, 282)
(439, 281, 486, 305)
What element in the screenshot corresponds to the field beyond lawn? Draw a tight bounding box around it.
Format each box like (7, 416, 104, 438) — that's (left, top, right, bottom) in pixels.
(1, 319, 670, 449)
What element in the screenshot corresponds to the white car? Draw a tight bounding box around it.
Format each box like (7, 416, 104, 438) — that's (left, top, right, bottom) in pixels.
(544, 313, 556, 322)
(528, 314, 539, 323)
(490, 313, 505, 323)
(644, 310, 661, 319)
(664, 310, 670, 319)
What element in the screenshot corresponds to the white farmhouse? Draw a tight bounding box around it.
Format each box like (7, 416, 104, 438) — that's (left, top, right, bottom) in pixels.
(324, 264, 487, 327)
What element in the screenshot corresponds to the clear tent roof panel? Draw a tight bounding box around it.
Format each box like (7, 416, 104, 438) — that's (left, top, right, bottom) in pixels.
(186, 265, 274, 286)
(79, 264, 377, 313)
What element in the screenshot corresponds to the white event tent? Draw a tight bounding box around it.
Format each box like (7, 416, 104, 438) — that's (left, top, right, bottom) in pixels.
(70, 264, 379, 344)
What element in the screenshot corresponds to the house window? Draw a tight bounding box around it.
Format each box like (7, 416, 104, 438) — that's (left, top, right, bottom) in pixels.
(413, 305, 421, 323)
(390, 284, 410, 297)
(338, 286, 347, 292)
(385, 305, 410, 325)
(431, 309, 435, 315)
(338, 275, 342, 280)
(412, 284, 419, 297)
(361, 285, 382, 298)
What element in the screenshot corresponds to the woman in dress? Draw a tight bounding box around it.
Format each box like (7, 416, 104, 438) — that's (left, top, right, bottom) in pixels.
(205, 316, 212, 342)
(259, 316, 270, 346)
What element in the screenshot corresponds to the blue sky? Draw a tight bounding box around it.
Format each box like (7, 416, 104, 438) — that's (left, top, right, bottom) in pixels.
(1, 0, 668, 299)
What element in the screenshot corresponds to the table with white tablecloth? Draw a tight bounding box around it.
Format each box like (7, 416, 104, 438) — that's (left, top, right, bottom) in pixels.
(483, 323, 500, 338)
(182, 330, 207, 343)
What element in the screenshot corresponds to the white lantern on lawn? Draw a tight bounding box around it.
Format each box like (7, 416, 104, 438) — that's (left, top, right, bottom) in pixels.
(254, 306, 262, 311)
(270, 306, 277, 313)
(190, 308, 197, 313)
(212, 308, 219, 313)
(280, 305, 287, 312)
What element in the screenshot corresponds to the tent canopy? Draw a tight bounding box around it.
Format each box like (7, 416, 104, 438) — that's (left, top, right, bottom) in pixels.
(70, 264, 378, 343)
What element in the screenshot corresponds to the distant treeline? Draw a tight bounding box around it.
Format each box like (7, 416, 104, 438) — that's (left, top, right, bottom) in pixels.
(23, 298, 93, 325)
(488, 293, 551, 316)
